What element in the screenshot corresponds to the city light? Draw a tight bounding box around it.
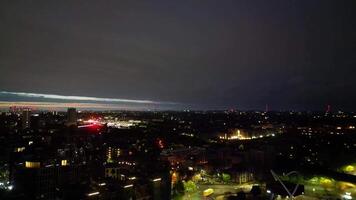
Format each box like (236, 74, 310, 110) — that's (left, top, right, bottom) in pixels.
(8, 185, 13, 190)
(61, 160, 68, 166)
(345, 165, 355, 172)
(15, 147, 25, 152)
(25, 161, 40, 168)
(203, 188, 214, 197)
(1, 1, 355, 199)
(124, 184, 133, 188)
(342, 192, 352, 200)
(87, 192, 99, 196)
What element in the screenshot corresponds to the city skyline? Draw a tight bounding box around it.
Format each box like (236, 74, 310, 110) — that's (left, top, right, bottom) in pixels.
(1, 1, 356, 200)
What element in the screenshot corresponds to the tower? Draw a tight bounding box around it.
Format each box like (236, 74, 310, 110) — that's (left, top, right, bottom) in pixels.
(22, 108, 31, 129)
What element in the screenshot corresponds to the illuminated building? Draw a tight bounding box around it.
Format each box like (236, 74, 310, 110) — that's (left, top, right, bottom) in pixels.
(106, 147, 121, 162)
(25, 161, 40, 168)
(22, 108, 31, 129)
(61, 160, 68, 166)
(15, 147, 26, 152)
(219, 129, 251, 140)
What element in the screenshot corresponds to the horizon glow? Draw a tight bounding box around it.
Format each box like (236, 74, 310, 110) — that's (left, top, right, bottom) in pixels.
(0, 101, 152, 110)
(0, 91, 176, 105)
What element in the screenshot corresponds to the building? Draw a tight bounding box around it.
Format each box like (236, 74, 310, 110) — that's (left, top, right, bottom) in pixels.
(66, 108, 77, 127)
(22, 108, 31, 129)
(13, 161, 85, 200)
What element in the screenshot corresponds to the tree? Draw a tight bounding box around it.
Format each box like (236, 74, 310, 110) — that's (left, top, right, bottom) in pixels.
(184, 180, 197, 193)
(222, 173, 231, 183)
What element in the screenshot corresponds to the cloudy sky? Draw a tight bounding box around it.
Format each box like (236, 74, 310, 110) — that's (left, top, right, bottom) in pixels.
(0, 0, 355, 110)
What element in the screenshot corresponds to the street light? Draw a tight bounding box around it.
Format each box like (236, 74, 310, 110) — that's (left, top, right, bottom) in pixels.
(87, 192, 99, 197)
(152, 178, 161, 182)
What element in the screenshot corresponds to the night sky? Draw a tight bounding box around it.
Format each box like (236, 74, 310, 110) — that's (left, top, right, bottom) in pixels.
(0, 0, 355, 111)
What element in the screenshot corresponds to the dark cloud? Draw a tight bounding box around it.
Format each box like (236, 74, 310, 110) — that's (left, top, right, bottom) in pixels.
(0, 0, 355, 110)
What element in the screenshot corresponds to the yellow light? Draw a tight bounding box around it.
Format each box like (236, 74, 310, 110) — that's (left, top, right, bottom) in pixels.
(15, 147, 25, 152)
(193, 174, 202, 182)
(25, 161, 40, 168)
(345, 165, 355, 172)
(320, 177, 332, 184)
(61, 160, 68, 166)
(172, 172, 178, 183)
(117, 149, 121, 156)
(203, 188, 214, 197)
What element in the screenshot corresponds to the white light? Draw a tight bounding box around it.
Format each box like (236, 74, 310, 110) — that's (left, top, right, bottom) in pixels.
(342, 193, 352, 200)
(87, 192, 99, 196)
(152, 178, 161, 182)
(8, 185, 13, 190)
(98, 183, 106, 186)
(267, 190, 271, 194)
(0, 91, 174, 105)
(124, 184, 133, 188)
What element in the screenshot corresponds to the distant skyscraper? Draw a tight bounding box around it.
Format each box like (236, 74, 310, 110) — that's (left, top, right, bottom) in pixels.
(66, 108, 77, 126)
(22, 108, 31, 129)
(265, 104, 269, 113)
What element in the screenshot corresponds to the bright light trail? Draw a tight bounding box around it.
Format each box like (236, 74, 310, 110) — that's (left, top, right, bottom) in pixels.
(78, 124, 98, 128)
(0, 91, 176, 105)
(87, 191, 99, 196)
(124, 184, 133, 188)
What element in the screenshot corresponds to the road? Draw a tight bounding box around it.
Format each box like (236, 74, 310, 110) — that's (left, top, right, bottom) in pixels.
(177, 183, 254, 200)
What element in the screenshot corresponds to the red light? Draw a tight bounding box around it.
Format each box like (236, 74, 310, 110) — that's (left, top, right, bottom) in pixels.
(156, 138, 164, 149)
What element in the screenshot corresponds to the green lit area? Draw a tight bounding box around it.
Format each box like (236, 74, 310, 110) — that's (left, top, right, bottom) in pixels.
(340, 164, 356, 175)
(305, 176, 356, 199)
